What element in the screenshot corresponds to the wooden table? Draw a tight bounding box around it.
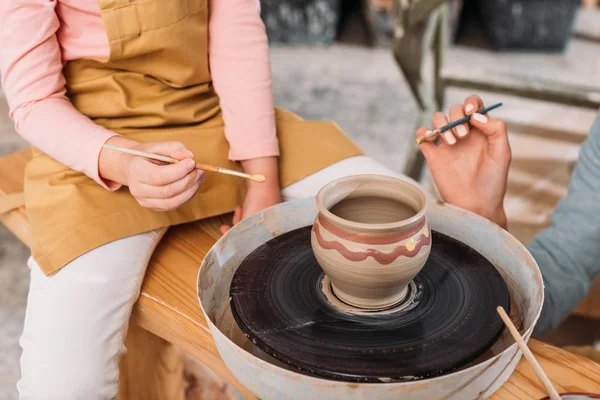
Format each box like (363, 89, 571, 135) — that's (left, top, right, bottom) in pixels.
(1, 150, 600, 399)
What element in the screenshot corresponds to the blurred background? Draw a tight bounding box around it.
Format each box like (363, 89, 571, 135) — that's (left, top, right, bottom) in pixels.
(2, 0, 600, 398)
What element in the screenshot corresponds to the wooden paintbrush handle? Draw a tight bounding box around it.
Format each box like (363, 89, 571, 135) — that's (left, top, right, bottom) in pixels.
(102, 144, 178, 164)
(101, 144, 264, 182)
(195, 163, 221, 173)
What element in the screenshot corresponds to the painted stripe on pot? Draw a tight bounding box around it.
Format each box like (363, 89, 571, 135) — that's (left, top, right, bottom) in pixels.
(312, 223, 431, 264)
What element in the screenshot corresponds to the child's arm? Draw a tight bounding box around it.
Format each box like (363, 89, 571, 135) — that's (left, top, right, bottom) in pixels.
(1, 1, 201, 211)
(208, 0, 281, 229)
(207, 0, 280, 164)
(0, 0, 119, 189)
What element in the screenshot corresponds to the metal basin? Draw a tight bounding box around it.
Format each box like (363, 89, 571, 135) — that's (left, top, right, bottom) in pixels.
(197, 198, 544, 399)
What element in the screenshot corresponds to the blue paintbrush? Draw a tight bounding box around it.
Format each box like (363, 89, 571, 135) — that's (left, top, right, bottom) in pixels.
(416, 102, 503, 144)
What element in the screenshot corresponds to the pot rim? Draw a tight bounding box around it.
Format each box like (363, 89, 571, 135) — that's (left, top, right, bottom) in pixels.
(315, 174, 428, 233)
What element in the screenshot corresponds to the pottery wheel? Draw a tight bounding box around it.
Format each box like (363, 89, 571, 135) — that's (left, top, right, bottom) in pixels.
(229, 226, 510, 383)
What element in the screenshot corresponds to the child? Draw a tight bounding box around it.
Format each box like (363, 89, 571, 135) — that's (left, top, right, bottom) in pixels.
(1, 0, 417, 397)
(417, 94, 600, 335)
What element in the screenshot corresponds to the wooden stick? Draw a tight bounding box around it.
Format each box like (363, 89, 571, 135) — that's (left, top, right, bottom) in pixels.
(497, 306, 562, 400)
(102, 145, 266, 183)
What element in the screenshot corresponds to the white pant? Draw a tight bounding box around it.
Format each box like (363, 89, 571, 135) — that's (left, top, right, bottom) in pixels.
(18, 156, 418, 399)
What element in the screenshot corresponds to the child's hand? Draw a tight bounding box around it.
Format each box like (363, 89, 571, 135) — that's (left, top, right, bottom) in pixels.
(100, 137, 204, 211)
(220, 186, 281, 234)
(220, 156, 281, 234)
(416, 95, 511, 228)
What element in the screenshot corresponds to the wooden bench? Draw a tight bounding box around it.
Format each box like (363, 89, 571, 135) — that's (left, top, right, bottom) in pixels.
(2, 149, 600, 399)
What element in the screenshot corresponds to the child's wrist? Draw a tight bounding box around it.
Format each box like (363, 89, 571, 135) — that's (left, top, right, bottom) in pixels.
(240, 156, 280, 190)
(98, 136, 140, 186)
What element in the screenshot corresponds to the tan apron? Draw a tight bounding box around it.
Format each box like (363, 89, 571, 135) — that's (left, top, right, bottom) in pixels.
(7, 0, 363, 276)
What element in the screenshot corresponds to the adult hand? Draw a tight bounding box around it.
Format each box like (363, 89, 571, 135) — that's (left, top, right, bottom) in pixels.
(100, 136, 204, 211)
(415, 95, 511, 228)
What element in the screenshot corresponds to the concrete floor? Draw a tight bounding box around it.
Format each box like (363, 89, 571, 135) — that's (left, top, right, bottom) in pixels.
(1, 43, 600, 398)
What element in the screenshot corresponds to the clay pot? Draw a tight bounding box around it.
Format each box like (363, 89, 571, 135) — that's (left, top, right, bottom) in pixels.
(311, 174, 431, 309)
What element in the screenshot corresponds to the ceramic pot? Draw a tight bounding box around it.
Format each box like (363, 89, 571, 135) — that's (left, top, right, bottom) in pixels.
(311, 174, 431, 309)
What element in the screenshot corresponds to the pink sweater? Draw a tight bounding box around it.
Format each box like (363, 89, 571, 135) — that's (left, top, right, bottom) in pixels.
(0, 0, 279, 189)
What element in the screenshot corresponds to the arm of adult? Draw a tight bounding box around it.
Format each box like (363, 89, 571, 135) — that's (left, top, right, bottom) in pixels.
(416, 95, 600, 334)
(416, 94, 510, 229)
(530, 112, 600, 334)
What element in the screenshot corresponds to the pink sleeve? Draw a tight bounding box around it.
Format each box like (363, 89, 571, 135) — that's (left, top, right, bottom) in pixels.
(0, 0, 120, 190)
(208, 0, 280, 161)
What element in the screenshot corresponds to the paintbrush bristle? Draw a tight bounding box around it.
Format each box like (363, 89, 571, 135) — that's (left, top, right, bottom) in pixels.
(252, 174, 266, 183)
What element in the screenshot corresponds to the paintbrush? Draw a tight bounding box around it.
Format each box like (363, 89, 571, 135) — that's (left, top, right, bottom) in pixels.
(416, 102, 503, 144)
(497, 306, 561, 400)
(102, 144, 266, 183)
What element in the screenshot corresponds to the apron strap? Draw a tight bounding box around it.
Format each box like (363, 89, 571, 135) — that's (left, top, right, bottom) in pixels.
(0, 192, 25, 215)
(98, 0, 131, 11)
(100, 2, 142, 44)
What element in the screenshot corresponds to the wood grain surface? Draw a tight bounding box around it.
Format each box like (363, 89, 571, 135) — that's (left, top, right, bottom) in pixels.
(1, 150, 600, 399)
(493, 340, 600, 399)
(117, 324, 186, 400)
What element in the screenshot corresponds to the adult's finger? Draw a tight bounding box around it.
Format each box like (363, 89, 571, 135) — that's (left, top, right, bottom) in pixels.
(463, 94, 484, 116)
(431, 112, 457, 146)
(469, 113, 511, 161)
(134, 169, 205, 199)
(448, 104, 469, 139)
(415, 126, 436, 143)
(415, 126, 439, 158)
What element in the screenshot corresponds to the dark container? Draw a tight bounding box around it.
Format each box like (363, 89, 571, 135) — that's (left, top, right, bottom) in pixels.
(260, 0, 342, 46)
(477, 0, 580, 51)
